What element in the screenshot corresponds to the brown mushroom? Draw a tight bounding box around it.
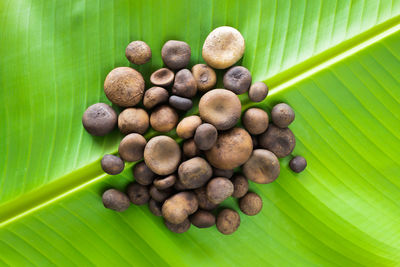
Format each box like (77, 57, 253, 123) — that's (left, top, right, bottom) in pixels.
(148, 198, 162, 216)
(239, 192, 263, 216)
(176, 115, 202, 139)
(216, 209, 240, 235)
(182, 139, 201, 158)
(125, 41, 151, 65)
(194, 123, 218, 150)
(258, 124, 296, 158)
(150, 68, 174, 87)
(178, 157, 212, 189)
(194, 187, 218, 211)
(172, 69, 197, 98)
(223, 66, 252, 95)
(242, 149, 280, 184)
(118, 108, 149, 134)
(231, 175, 248, 198)
(162, 192, 198, 224)
(126, 182, 150, 205)
(164, 218, 191, 233)
(150, 105, 178, 132)
(102, 189, 130, 212)
(206, 177, 234, 204)
(190, 210, 216, 228)
(248, 82, 268, 102)
(153, 174, 177, 190)
(118, 133, 146, 162)
(82, 103, 117, 136)
(133, 161, 156, 186)
(161, 40, 191, 70)
(143, 87, 169, 109)
(191, 64, 217, 92)
(242, 108, 269, 135)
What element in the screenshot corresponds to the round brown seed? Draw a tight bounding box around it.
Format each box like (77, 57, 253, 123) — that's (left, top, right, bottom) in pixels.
(118, 133, 146, 162)
(194, 187, 218, 211)
(133, 161, 156, 186)
(150, 105, 179, 132)
(162, 192, 198, 224)
(169, 95, 193, 111)
(150, 68, 175, 87)
(206, 177, 234, 204)
(271, 103, 295, 128)
(82, 103, 117, 136)
(258, 124, 296, 158)
(102, 189, 130, 212)
(216, 209, 240, 235)
(190, 210, 216, 228)
(212, 168, 234, 179)
(231, 175, 248, 198)
(289, 156, 307, 173)
(223, 66, 252, 95)
(202, 26, 245, 69)
(161, 40, 191, 70)
(194, 123, 218, 150)
(172, 69, 197, 98)
(205, 127, 253, 170)
(118, 108, 149, 134)
(164, 218, 191, 233)
(242, 108, 269, 135)
(148, 198, 162, 216)
(153, 174, 176, 190)
(182, 139, 201, 158)
(178, 157, 212, 189)
(101, 154, 124, 175)
(104, 67, 145, 107)
(143, 87, 169, 109)
(191, 64, 217, 92)
(144, 135, 181, 175)
(243, 149, 280, 184)
(126, 182, 150, 205)
(199, 89, 241, 130)
(176, 115, 202, 139)
(239, 192, 263, 216)
(149, 186, 172, 202)
(125, 41, 151, 65)
(249, 82, 268, 102)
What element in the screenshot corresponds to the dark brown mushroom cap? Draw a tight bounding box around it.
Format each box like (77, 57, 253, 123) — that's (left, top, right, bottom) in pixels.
(191, 64, 217, 92)
(82, 103, 117, 136)
(161, 40, 191, 70)
(258, 124, 296, 158)
(144, 135, 181, 175)
(101, 154, 124, 175)
(212, 168, 234, 179)
(176, 115, 202, 139)
(205, 127, 253, 170)
(199, 89, 241, 130)
(239, 192, 263, 216)
(118, 133, 147, 162)
(148, 198, 162, 216)
(190, 210, 216, 228)
(172, 69, 197, 98)
(126, 182, 150, 205)
(125, 41, 152, 65)
(153, 174, 177, 190)
(182, 139, 201, 158)
(104, 67, 145, 107)
(150, 68, 175, 87)
(133, 161, 156, 186)
(216, 209, 240, 235)
(118, 108, 149, 135)
(143, 87, 169, 109)
(178, 157, 212, 189)
(206, 177, 234, 204)
(243, 149, 280, 184)
(149, 185, 173, 202)
(150, 105, 179, 133)
(242, 108, 269, 135)
(231, 175, 248, 198)
(194, 123, 218, 150)
(102, 189, 130, 212)
(289, 156, 307, 173)
(194, 187, 218, 211)
(223, 66, 252, 95)
(162, 191, 199, 224)
(271, 103, 295, 128)
(248, 82, 268, 102)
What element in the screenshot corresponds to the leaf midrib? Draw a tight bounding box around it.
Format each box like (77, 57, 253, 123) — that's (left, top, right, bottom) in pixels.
(1, 14, 399, 228)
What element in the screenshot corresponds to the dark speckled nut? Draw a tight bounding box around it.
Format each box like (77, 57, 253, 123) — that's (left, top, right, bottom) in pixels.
(172, 69, 197, 98)
(223, 66, 252, 95)
(169, 95, 193, 111)
(126, 182, 150, 205)
(164, 218, 191, 233)
(101, 154, 124, 175)
(161, 40, 191, 70)
(248, 82, 268, 102)
(271, 103, 295, 128)
(289, 156, 307, 173)
(231, 175, 248, 198)
(239, 192, 263, 216)
(216, 209, 240, 235)
(102, 189, 130, 212)
(125, 41, 151, 65)
(82, 103, 117, 136)
(258, 124, 296, 158)
(143, 87, 169, 110)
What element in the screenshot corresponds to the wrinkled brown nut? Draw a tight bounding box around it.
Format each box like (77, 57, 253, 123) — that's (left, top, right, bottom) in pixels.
(191, 64, 217, 92)
(182, 139, 201, 158)
(243, 149, 280, 184)
(162, 192, 198, 224)
(143, 87, 169, 109)
(258, 124, 296, 158)
(248, 82, 268, 102)
(164, 218, 191, 233)
(133, 161, 156, 186)
(205, 127, 253, 170)
(118, 133, 146, 162)
(153, 174, 176, 190)
(176, 115, 202, 139)
(242, 108, 269, 135)
(194, 187, 218, 211)
(82, 103, 117, 136)
(271, 103, 295, 128)
(202, 26, 245, 69)
(125, 41, 151, 65)
(216, 209, 240, 235)
(118, 108, 149, 134)
(194, 123, 218, 150)
(190, 210, 216, 228)
(206, 177, 234, 204)
(199, 89, 241, 130)
(101, 154, 124, 175)
(150, 105, 179, 133)
(231, 175, 248, 198)
(102, 189, 130, 212)
(150, 68, 175, 87)
(104, 67, 145, 107)
(172, 69, 197, 98)
(144, 135, 181, 175)
(126, 182, 150, 205)
(178, 157, 212, 189)
(239, 192, 263, 216)
(161, 40, 191, 70)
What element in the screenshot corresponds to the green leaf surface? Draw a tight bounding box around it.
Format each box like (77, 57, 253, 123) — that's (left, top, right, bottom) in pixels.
(1, 0, 400, 266)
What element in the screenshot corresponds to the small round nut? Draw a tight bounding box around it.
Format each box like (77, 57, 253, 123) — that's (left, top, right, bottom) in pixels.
(118, 133, 147, 162)
(161, 40, 191, 70)
(249, 82, 268, 102)
(243, 149, 280, 184)
(102, 189, 130, 212)
(143, 87, 169, 109)
(104, 67, 144, 107)
(206, 177, 234, 204)
(202, 26, 245, 69)
(242, 108, 269, 135)
(216, 209, 240, 235)
(191, 64, 217, 92)
(176, 115, 202, 139)
(82, 103, 117, 136)
(150, 105, 178, 133)
(271, 103, 295, 128)
(169, 95, 193, 111)
(126, 182, 150, 205)
(118, 108, 149, 134)
(239, 192, 263, 216)
(101, 154, 124, 175)
(125, 41, 151, 65)
(289, 156, 307, 173)
(153, 174, 176, 190)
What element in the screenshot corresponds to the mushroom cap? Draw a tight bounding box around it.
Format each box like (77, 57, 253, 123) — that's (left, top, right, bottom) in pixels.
(258, 124, 296, 158)
(161, 40, 191, 70)
(118, 108, 149, 134)
(150, 68, 175, 87)
(191, 64, 217, 92)
(144, 135, 181, 175)
(242, 108, 269, 135)
(190, 210, 216, 228)
(143, 86, 169, 109)
(162, 191, 198, 224)
(125, 40, 152, 65)
(176, 115, 202, 139)
(102, 189, 130, 212)
(118, 133, 147, 162)
(178, 157, 213, 189)
(243, 149, 280, 184)
(82, 103, 117, 136)
(202, 26, 245, 69)
(164, 218, 191, 233)
(216, 208, 240, 235)
(104, 67, 145, 107)
(271, 103, 295, 128)
(249, 82, 268, 102)
(205, 127, 252, 170)
(206, 177, 234, 204)
(150, 105, 178, 132)
(239, 192, 263, 216)
(199, 89, 241, 130)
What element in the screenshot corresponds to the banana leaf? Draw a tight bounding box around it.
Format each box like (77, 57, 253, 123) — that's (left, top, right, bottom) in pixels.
(1, 0, 400, 266)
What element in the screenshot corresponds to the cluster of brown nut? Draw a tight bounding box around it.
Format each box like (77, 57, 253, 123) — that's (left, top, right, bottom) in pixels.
(82, 26, 306, 235)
